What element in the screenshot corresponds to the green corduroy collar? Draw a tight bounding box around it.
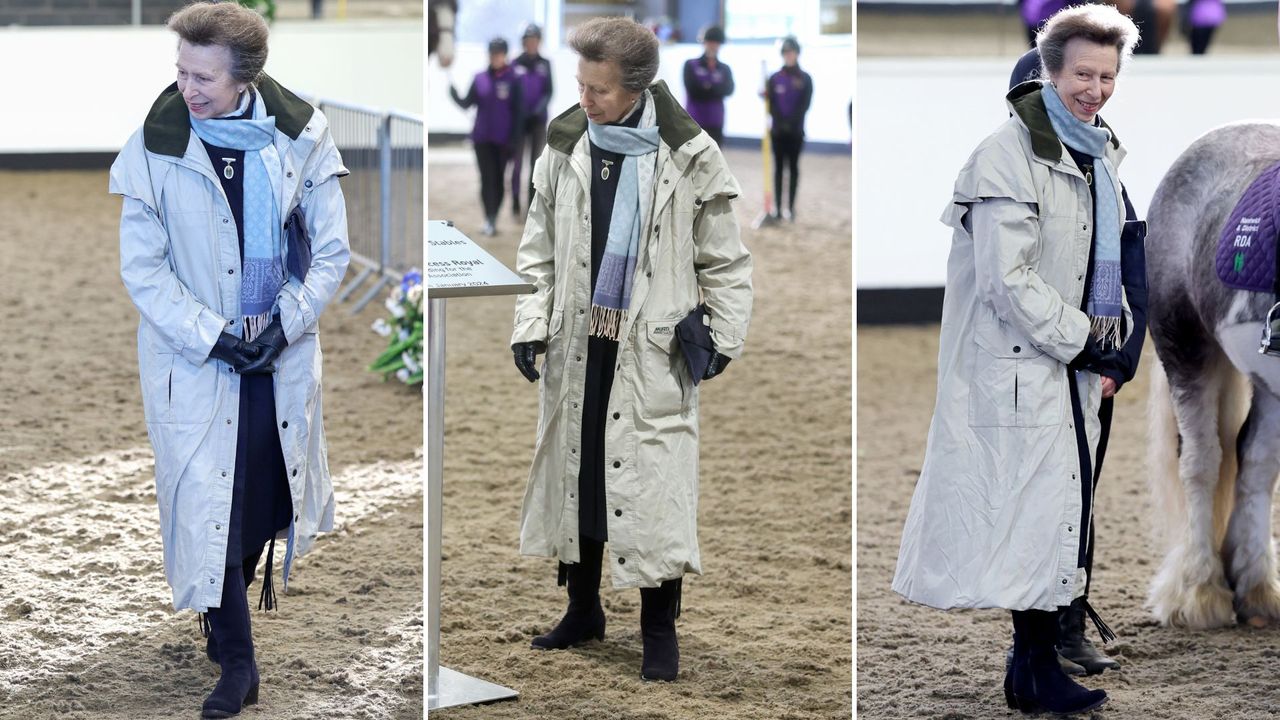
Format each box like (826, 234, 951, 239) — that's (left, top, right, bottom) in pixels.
(546, 79, 702, 155)
(143, 73, 314, 158)
(1007, 80, 1121, 164)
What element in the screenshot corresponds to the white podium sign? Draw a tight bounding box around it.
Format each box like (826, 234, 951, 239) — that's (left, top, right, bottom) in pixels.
(427, 220, 532, 711)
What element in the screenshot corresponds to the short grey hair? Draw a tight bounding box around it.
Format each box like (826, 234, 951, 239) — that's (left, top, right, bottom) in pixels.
(1036, 4, 1140, 79)
(168, 1, 270, 85)
(568, 17, 659, 93)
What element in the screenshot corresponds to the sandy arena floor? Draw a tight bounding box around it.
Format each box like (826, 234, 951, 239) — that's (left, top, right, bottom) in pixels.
(427, 143, 853, 719)
(858, 326, 1280, 719)
(0, 170, 423, 720)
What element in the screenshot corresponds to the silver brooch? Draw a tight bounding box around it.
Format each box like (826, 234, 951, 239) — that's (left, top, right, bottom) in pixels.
(600, 159, 614, 181)
(222, 158, 236, 180)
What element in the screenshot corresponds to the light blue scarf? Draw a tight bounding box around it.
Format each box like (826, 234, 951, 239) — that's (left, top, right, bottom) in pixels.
(1040, 83, 1123, 348)
(189, 91, 285, 341)
(586, 95, 660, 340)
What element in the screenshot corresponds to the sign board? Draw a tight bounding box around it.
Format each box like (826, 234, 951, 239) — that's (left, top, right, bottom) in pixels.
(427, 220, 535, 299)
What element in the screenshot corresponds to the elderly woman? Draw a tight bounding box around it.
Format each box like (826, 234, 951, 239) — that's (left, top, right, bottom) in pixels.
(510, 17, 753, 682)
(892, 5, 1139, 715)
(109, 3, 349, 717)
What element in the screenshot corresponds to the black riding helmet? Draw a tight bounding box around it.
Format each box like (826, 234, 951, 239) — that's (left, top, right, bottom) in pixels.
(700, 25, 726, 44)
(521, 23, 542, 40)
(780, 36, 800, 54)
(488, 37, 509, 54)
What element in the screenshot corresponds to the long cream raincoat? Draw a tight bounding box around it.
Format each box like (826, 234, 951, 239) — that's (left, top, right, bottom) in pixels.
(512, 80, 753, 589)
(111, 76, 350, 612)
(892, 83, 1133, 611)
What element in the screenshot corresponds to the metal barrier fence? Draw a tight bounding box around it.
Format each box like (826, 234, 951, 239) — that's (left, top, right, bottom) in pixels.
(308, 97, 423, 313)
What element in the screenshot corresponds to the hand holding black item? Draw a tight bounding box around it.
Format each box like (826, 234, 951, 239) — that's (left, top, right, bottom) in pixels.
(1070, 334, 1120, 375)
(513, 341, 546, 383)
(209, 332, 262, 371)
(703, 352, 732, 381)
(239, 318, 289, 375)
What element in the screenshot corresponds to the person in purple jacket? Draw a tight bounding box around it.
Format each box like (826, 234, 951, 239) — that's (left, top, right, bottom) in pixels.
(450, 37, 524, 236)
(767, 36, 812, 222)
(511, 23, 554, 218)
(682, 25, 734, 146)
(1181, 0, 1225, 54)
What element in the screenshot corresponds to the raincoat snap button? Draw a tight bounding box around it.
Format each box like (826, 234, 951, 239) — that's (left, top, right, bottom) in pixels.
(281, 421, 288, 429)
(226, 419, 232, 425)
(305, 180, 313, 188)
(569, 493, 575, 499)
(613, 461, 621, 469)
(211, 578, 216, 584)
(222, 218, 229, 224)
(614, 509, 622, 517)
(228, 269, 235, 274)
(663, 179, 669, 184)
(646, 271, 652, 278)
(576, 355, 582, 361)
(1012, 346, 1021, 353)
(1062, 579, 1069, 585)
(216, 524, 221, 530)
(618, 557, 626, 564)
(653, 225, 659, 233)
(578, 309, 585, 315)
(292, 468, 298, 477)
(613, 412, 620, 420)
(581, 261, 587, 268)
(1068, 526, 1074, 532)
(221, 471, 227, 477)
(287, 172, 294, 178)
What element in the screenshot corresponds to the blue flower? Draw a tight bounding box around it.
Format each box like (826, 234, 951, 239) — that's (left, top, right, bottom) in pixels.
(401, 268, 423, 293)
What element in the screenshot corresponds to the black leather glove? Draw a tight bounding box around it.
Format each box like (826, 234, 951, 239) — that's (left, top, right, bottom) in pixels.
(209, 332, 261, 371)
(703, 352, 732, 381)
(513, 341, 546, 383)
(239, 318, 289, 375)
(1070, 335, 1119, 374)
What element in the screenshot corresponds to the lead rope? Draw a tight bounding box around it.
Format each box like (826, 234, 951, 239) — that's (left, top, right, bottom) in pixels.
(1082, 598, 1116, 644)
(257, 538, 277, 611)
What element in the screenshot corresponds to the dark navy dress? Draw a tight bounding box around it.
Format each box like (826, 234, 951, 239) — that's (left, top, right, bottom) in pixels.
(200, 94, 294, 585)
(578, 97, 646, 543)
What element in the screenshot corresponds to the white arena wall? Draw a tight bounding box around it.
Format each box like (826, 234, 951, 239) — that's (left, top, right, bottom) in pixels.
(858, 56, 1280, 291)
(0, 21, 423, 155)
(427, 39, 855, 147)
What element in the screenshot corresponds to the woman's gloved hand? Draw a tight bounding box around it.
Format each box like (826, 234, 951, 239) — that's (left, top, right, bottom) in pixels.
(513, 341, 546, 383)
(209, 332, 261, 371)
(703, 352, 732, 381)
(239, 319, 289, 375)
(1069, 335, 1119, 375)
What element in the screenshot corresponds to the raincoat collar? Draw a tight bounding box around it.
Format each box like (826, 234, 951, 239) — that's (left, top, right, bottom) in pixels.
(144, 73, 314, 158)
(547, 79, 702, 156)
(1007, 80, 1121, 164)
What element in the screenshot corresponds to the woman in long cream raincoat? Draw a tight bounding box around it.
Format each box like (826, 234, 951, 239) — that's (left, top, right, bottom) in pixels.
(891, 5, 1139, 716)
(510, 17, 753, 683)
(110, 4, 348, 716)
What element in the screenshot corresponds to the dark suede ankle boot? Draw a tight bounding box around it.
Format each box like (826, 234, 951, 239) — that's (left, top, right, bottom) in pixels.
(1008, 609, 1107, 715)
(202, 567, 260, 719)
(1057, 597, 1120, 675)
(639, 578, 682, 682)
(532, 537, 606, 650)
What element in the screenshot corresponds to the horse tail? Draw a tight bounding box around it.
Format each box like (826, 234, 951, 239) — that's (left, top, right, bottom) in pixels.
(1147, 357, 1185, 551)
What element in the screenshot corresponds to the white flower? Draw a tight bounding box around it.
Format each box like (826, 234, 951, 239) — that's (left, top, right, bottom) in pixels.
(407, 284, 423, 306)
(396, 368, 411, 383)
(385, 295, 406, 319)
(403, 353, 421, 374)
(370, 318, 392, 337)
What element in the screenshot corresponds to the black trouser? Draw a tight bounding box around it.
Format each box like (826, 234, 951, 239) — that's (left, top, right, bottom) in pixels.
(511, 119, 546, 212)
(474, 141, 509, 220)
(1189, 27, 1215, 55)
(771, 130, 803, 213)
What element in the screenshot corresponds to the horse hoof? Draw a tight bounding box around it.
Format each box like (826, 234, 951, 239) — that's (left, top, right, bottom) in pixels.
(1151, 573, 1235, 629)
(1236, 579, 1280, 627)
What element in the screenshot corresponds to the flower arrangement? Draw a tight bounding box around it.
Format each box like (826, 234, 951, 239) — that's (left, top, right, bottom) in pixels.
(369, 269, 423, 385)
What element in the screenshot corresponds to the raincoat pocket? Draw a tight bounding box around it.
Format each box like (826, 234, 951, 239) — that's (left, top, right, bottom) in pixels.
(969, 319, 1062, 428)
(640, 318, 687, 417)
(164, 353, 218, 425)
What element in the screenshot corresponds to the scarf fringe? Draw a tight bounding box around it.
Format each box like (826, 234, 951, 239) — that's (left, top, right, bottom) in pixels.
(244, 310, 274, 343)
(1090, 315, 1122, 349)
(589, 305, 626, 341)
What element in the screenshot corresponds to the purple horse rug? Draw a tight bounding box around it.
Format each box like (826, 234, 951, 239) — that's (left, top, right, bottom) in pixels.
(1216, 161, 1280, 293)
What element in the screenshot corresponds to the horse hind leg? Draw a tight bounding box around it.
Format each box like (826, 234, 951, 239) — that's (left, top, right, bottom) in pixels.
(1148, 355, 1239, 629)
(1222, 387, 1280, 627)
